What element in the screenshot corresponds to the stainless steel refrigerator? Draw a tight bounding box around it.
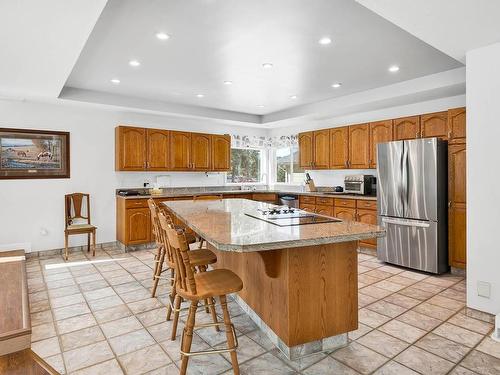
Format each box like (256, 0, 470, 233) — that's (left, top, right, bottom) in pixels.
(377, 138, 448, 274)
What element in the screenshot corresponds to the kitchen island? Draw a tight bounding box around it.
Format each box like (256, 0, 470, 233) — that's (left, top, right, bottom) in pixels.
(162, 199, 384, 359)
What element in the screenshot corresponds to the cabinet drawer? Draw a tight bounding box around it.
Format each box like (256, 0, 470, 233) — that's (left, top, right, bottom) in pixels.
(300, 204, 316, 212)
(316, 196, 334, 206)
(334, 198, 356, 208)
(299, 195, 316, 204)
(357, 200, 377, 210)
(315, 205, 334, 217)
(252, 193, 277, 202)
(174, 196, 193, 200)
(235, 194, 253, 200)
(125, 199, 149, 208)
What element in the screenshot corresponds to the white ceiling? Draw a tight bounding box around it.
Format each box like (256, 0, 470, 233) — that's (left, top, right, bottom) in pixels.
(356, 0, 500, 64)
(0, 0, 107, 98)
(66, 0, 461, 117)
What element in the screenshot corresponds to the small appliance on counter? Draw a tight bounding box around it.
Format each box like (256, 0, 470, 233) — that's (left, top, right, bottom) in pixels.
(343, 175, 375, 195)
(333, 186, 344, 192)
(304, 173, 317, 192)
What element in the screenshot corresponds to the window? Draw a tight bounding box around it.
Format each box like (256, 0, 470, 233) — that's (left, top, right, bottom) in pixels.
(275, 145, 304, 184)
(226, 148, 264, 183)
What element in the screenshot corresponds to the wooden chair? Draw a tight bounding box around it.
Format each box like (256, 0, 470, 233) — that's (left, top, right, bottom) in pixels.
(161, 216, 243, 375)
(193, 194, 223, 248)
(64, 193, 96, 261)
(148, 199, 197, 297)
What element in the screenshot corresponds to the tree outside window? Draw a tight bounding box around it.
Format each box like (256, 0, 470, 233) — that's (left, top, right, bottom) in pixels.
(226, 148, 263, 183)
(276, 145, 304, 184)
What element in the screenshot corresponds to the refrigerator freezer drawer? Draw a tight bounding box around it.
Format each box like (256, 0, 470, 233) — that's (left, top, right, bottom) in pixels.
(377, 217, 443, 273)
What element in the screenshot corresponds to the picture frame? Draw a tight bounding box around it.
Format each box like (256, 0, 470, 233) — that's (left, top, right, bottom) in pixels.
(0, 128, 70, 179)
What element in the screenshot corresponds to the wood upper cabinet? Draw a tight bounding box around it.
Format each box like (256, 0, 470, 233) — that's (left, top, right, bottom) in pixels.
(211, 134, 231, 171)
(449, 144, 467, 269)
(348, 124, 370, 169)
(420, 111, 448, 140)
(169, 131, 191, 170)
(299, 132, 313, 169)
(191, 133, 212, 171)
(115, 126, 147, 170)
(146, 129, 170, 170)
(312, 129, 330, 169)
(329, 127, 349, 169)
(448, 107, 466, 144)
(393, 116, 421, 140)
(369, 120, 393, 168)
(357, 209, 377, 247)
(125, 208, 151, 244)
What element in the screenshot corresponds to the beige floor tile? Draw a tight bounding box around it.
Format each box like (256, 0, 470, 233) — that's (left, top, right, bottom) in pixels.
(461, 350, 500, 375)
(45, 354, 66, 374)
(412, 281, 446, 293)
(221, 335, 266, 364)
(373, 360, 419, 375)
(83, 286, 117, 301)
(385, 275, 417, 287)
(60, 325, 105, 351)
(399, 287, 435, 301)
(349, 323, 373, 341)
(246, 330, 275, 350)
(93, 304, 132, 324)
(31, 336, 61, 358)
(53, 302, 90, 321)
(47, 285, 80, 299)
(75, 273, 104, 284)
(146, 321, 171, 343)
(119, 287, 152, 303)
(127, 298, 164, 314)
(476, 336, 500, 359)
(108, 274, 136, 286)
(439, 288, 466, 302)
(136, 308, 166, 327)
(383, 293, 421, 309)
(365, 269, 394, 280)
(359, 285, 393, 299)
(29, 290, 49, 303)
(46, 278, 76, 290)
(395, 346, 454, 375)
(396, 310, 442, 331)
(63, 340, 115, 373)
(416, 332, 471, 363)
(332, 342, 388, 374)
(465, 308, 495, 324)
(359, 274, 382, 285)
(398, 270, 428, 281)
(31, 309, 53, 326)
(108, 328, 156, 356)
(31, 322, 57, 342)
(366, 300, 408, 318)
(160, 333, 210, 362)
(357, 330, 409, 357)
(30, 298, 51, 313)
(113, 280, 145, 294)
(50, 293, 85, 309)
(100, 316, 143, 338)
(373, 280, 406, 293)
(359, 293, 379, 308)
(238, 352, 294, 375)
(359, 308, 392, 328)
(119, 344, 171, 375)
(413, 302, 455, 320)
(56, 313, 97, 335)
(426, 275, 461, 287)
(448, 312, 494, 335)
(433, 322, 484, 347)
(379, 320, 426, 343)
(87, 295, 124, 311)
(358, 265, 372, 274)
(78, 279, 110, 292)
(303, 356, 361, 375)
(72, 358, 124, 375)
(449, 366, 479, 375)
(427, 295, 465, 311)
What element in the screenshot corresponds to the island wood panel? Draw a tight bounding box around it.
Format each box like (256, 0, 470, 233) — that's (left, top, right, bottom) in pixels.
(191, 133, 212, 171)
(393, 116, 421, 140)
(169, 131, 192, 170)
(420, 111, 448, 140)
(211, 134, 231, 171)
(298, 132, 313, 169)
(115, 126, 147, 170)
(0, 349, 59, 375)
(448, 107, 466, 144)
(449, 144, 467, 268)
(312, 129, 330, 169)
(210, 241, 358, 346)
(329, 127, 349, 169)
(146, 129, 170, 170)
(348, 124, 370, 169)
(369, 120, 393, 168)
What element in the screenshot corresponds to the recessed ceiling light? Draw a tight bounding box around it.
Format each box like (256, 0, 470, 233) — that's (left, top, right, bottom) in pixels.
(196, 94, 205, 98)
(331, 83, 342, 88)
(156, 32, 170, 40)
(110, 79, 120, 84)
(256, 104, 265, 108)
(290, 95, 298, 99)
(388, 65, 400, 72)
(223, 81, 233, 85)
(129, 60, 141, 67)
(318, 37, 332, 45)
(262, 63, 273, 69)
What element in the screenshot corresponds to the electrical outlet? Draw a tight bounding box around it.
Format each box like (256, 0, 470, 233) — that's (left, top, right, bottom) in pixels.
(477, 281, 491, 298)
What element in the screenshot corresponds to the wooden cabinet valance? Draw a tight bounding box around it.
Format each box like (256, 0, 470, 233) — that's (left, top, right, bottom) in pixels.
(115, 126, 230, 172)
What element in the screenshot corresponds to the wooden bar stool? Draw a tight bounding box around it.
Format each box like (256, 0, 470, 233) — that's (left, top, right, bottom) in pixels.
(161, 217, 243, 375)
(157, 209, 219, 341)
(64, 193, 97, 261)
(192, 194, 223, 248)
(148, 199, 197, 297)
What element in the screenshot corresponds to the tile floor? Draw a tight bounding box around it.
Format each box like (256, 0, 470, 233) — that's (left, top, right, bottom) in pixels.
(26, 245, 500, 375)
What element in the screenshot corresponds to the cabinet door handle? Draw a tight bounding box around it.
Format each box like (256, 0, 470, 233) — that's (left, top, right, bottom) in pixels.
(448, 130, 452, 138)
(448, 201, 452, 208)
(143, 161, 147, 169)
(192, 162, 195, 169)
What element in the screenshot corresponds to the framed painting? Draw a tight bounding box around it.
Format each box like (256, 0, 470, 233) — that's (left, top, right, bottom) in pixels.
(0, 128, 70, 179)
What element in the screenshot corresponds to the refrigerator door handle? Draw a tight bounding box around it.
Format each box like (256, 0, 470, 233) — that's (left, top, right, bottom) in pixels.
(381, 217, 430, 228)
(401, 142, 409, 215)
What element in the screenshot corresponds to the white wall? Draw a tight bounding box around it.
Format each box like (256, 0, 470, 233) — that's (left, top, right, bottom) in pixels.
(466, 42, 500, 315)
(0, 100, 267, 252)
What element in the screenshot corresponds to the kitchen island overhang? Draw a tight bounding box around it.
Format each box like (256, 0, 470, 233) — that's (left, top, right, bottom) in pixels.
(163, 199, 385, 359)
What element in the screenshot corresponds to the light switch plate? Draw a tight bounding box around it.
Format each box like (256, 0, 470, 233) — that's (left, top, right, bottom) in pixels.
(477, 281, 491, 298)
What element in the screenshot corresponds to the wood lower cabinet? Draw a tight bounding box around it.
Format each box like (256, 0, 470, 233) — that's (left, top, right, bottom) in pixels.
(356, 209, 377, 247)
(252, 193, 277, 203)
(349, 124, 370, 169)
(448, 144, 466, 268)
(313, 129, 330, 169)
(448, 107, 466, 144)
(369, 120, 393, 168)
(126, 208, 151, 244)
(334, 207, 357, 221)
(315, 205, 333, 217)
(191, 133, 212, 171)
(393, 116, 420, 140)
(329, 127, 349, 169)
(211, 134, 231, 171)
(115, 126, 147, 170)
(421, 111, 448, 140)
(299, 132, 313, 169)
(146, 129, 170, 170)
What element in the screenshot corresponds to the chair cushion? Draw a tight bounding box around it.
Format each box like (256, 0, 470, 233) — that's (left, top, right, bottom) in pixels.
(66, 224, 96, 231)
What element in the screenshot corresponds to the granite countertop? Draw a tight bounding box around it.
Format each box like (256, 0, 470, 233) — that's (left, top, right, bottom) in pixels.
(117, 189, 377, 201)
(162, 199, 385, 252)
